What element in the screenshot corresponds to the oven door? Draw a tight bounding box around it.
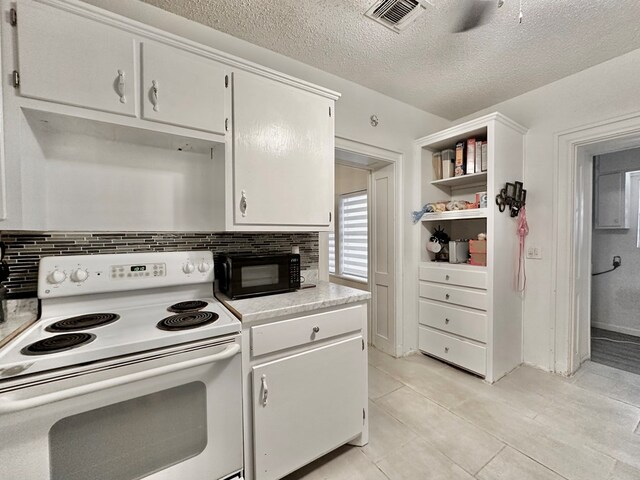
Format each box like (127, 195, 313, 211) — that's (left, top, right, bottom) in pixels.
(0, 336, 243, 480)
(229, 255, 294, 299)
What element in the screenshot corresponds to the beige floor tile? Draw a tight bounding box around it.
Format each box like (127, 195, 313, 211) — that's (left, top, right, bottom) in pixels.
(369, 365, 403, 400)
(402, 351, 449, 371)
(376, 386, 504, 475)
(452, 396, 616, 480)
(375, 438, 474, 480)
(579, 361, 640, 388)
(360, 400, 418, 463)
(574, 370, 640, 408)
(373, 353, 487, 409)
(476, 446, 564, 480)
(368, 347, 393, 368)
(609, 461, 640, 480)
(283, 445, 388, 480)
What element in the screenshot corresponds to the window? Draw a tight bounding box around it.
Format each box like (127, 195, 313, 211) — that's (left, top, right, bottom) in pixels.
(329, 191, 368, 281)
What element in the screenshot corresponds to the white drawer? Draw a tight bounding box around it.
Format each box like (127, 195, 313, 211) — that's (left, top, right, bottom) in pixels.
(419, 299, 487, 343)
(251, 304, 366, 357)
(419, 282, 487, 311)
(419, 264, 487, 290)
(419, 326, 486, 376)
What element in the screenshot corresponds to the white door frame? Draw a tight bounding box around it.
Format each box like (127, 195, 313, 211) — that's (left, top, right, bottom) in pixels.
(554, 112, 640, 375)
(322, 136, 403, 356)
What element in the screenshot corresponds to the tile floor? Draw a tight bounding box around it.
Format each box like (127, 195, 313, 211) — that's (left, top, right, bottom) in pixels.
(285, 348, 640, 480)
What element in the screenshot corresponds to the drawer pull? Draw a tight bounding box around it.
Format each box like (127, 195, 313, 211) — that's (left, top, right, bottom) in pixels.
(261, 374, 269, 406)
(312, 326, 320, 333)
(445, 294, 450, 300)
(445, 275, 450, 280)
(444, 347, 450, 353)
(445, 318, 450, 324)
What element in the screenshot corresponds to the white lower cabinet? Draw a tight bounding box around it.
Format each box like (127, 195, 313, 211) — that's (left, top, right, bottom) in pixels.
(252, 337, 365, 480)
(242, 303, 368, 480)
(418, 265, 488, 376)
(419, 326, 486, 375)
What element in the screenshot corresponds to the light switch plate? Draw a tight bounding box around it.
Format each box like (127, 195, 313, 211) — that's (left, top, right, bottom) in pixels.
(526, 246, 542, 260)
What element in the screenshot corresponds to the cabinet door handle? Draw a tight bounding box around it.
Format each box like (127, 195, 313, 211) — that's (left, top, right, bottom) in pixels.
(240, 190, 247, 217)
(151, 80, 159, 112)
(312, 326, 320, 333)
(117, 70, 126, 104)
(445, 293, 450, 300)
(445, 318, 450, 324)
(445, 275, 450, 281)
(261, 374, 268, 406)
(444, 347, 450, 353)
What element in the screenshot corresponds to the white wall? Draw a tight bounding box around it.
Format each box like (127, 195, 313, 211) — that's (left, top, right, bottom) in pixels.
(453, 47, 640, 370)
(592, 148, 640, 337)
(80, 0, 450, 354)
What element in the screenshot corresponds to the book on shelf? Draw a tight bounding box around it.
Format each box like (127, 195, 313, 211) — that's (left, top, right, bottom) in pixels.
(466, 138, 475, 175)
(475, 140, 482, 173)
(432, 151, 442, 180)
(481, 141, 488, 171)
(455, 141, 465, 177)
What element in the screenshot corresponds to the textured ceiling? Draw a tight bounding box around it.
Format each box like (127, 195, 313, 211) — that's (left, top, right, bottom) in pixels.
(139, 0, 640, 120)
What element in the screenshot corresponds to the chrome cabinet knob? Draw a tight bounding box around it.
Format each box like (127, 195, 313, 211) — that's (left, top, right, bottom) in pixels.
(445, 293, 450, 300)
(312, 326, 320, 333)
(445, 275, 450, 280)
(445, 318, 450, 324)
(444, 347, 450, 353)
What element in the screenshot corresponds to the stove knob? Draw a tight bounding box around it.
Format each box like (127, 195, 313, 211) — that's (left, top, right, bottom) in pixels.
(70, 269, 89, 283)
(183, 262, 195, 274)
(47, 270, 66, 284)
(198, 261, 211, 273)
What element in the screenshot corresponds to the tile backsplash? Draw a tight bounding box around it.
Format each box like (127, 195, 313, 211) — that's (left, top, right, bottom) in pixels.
(0, 231, 319, 298)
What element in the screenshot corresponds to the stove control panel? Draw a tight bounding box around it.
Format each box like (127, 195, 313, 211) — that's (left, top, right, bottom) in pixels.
(38, 251, 215, 298)
(111, 262, 166, 280)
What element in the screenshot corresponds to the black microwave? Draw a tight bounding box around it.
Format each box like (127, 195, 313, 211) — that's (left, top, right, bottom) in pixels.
(216, 253, 301, 299)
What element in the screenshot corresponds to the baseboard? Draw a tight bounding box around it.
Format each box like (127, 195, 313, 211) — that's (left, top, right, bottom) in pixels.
(591, 321, 640, 338)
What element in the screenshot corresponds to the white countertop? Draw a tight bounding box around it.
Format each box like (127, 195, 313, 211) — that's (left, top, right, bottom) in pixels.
(215, 281, 371, 323)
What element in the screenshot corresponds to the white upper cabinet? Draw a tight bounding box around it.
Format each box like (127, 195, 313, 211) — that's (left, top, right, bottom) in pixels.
(232, 71, 334, 228)
(16, 0, 137, 116)
(140, 42, 227, 134)
(595, 171, 629, 229)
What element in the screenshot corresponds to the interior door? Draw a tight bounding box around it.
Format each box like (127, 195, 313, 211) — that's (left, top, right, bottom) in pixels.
(232, 71, 334, 227)
(252, 337, 364, 480)
(572, 157, 593, 372)
(371, 164, 396, 355)
(16, 0, 136, 116)
(140, 42, 227, 134)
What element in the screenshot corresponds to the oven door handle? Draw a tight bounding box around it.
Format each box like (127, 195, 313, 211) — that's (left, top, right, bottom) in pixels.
(0, 343, 240, 414)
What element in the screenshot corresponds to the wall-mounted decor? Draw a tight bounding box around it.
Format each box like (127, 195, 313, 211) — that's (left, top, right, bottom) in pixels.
(496, 181, 526, 217)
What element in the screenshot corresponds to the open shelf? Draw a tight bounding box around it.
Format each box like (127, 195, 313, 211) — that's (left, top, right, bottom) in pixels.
(420, 208, 487, 222)
(420, 261, 487, 272)
(431, 172, 487, 188)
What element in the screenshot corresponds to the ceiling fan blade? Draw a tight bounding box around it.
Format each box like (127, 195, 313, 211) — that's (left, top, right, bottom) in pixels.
(452, 0, 493, 33)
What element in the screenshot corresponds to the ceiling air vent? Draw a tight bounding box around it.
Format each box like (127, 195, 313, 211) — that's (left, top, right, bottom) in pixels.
(365, 0, 431, 33)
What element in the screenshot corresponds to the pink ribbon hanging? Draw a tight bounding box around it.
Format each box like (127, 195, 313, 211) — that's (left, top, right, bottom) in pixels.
(516, 206, 529, 292)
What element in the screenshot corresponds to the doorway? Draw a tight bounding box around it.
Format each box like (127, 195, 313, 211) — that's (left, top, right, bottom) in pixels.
(319, 138, 402, 356)
(590, 150, 640, 375)
(554, 112, 640, 375)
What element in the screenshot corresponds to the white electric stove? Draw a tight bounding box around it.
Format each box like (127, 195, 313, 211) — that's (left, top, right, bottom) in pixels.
(0, 251, 244, 480)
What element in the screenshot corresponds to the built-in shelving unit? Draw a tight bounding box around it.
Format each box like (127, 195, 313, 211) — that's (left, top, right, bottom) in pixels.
(420, 208, 487, 222)
(414, 112, 527, 383)
(431, 171, 487, 188)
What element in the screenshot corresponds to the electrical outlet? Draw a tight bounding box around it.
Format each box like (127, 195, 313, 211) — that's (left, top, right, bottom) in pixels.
(526, 246, 542, 260)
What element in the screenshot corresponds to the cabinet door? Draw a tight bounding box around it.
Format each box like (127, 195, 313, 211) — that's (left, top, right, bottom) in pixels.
(595, 172, 628, 229)
(252, 337, 364, 480)
(141, 42, 227, 134)
(16, 0, 136, 116)
(233, 72, 334, 227)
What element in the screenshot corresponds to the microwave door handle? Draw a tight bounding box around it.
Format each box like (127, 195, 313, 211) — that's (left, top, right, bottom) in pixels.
(0, 343, 240, 415)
